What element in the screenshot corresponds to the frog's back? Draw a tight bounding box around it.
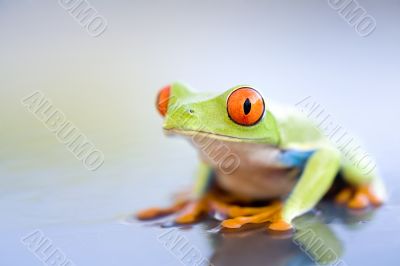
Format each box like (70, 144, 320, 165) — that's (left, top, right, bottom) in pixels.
(269, 101, 327, 149)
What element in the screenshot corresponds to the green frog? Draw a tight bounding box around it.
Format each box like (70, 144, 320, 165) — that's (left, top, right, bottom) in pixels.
(137, 83, 386, 231)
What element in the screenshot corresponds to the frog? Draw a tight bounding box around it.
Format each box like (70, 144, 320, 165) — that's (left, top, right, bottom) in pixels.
(136, 82, 386, 231)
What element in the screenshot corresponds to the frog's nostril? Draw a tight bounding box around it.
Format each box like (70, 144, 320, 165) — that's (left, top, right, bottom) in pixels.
(189, 109, 195, 114)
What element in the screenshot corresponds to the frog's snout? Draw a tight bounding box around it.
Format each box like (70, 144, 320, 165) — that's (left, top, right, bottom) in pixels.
(163, 103, 198, 132)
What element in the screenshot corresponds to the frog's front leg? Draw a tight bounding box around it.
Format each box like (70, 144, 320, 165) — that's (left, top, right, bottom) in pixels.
(136, 161, 213, 223)
(269, 147, 341, 231)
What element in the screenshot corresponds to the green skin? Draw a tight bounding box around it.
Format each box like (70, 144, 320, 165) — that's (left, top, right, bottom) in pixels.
(161, 82, 386, 228)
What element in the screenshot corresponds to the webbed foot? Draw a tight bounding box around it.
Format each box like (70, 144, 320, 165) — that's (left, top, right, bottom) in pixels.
(137, 193, 294, 232)
(209, 200, 292, 231)
(335, 185, 383, 209)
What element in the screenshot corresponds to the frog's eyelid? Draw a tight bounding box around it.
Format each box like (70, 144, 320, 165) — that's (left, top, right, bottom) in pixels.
(156, 84, 171, 116)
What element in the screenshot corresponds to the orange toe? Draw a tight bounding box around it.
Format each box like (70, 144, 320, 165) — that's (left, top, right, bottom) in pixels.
(136, 201, 187, 220)
(221, 217, 251, 229)
(221, 219, 243, 229)
(175, 213, 198, 224)
(136, 208, 165, 220)
(268, 220, 293, 231)
(367, 194, 383, 206)
(335, 188, 353, 204)
(363, 186, 383, 206)
(348, 194, 369, 209)
(174, 201, 206, 224)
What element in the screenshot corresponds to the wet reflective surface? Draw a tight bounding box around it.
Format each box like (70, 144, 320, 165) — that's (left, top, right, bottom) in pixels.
(1, 130, 399, 265)
(1, 1, 400, 265)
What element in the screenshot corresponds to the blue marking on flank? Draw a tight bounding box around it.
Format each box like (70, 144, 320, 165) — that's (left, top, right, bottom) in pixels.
(279, 149, 315, 168)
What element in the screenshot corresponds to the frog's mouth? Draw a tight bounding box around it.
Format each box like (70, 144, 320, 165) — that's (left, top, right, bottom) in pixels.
(163, 128, 266, 143)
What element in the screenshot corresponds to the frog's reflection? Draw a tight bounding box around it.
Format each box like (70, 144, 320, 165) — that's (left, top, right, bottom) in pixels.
(202, 203, 376, 266)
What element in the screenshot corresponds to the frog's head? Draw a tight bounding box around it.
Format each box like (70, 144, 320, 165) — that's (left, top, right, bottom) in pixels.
(155, 82, 280, 145)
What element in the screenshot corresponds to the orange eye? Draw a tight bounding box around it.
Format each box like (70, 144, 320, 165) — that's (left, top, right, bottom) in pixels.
(156, 84, 171, 116)
(227, 87, 265, 126)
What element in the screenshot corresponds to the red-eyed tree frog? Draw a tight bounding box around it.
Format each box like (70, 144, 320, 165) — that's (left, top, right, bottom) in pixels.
(137, 83, 386, 231)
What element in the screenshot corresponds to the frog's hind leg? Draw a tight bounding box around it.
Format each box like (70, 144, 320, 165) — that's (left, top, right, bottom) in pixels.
(335, 159, 386, 209)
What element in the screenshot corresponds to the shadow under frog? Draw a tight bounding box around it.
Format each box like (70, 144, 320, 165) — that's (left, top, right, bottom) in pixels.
(204, 202, 376, 266)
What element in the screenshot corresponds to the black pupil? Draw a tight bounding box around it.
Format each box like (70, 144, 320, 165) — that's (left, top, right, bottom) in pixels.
(243, 98, 251, 115)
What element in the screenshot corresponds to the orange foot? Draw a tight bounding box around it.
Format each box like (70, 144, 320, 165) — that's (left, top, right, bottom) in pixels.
(137, 194, 294, 232)
(335, 185, 383, 209)
(211, 200, 292, 231)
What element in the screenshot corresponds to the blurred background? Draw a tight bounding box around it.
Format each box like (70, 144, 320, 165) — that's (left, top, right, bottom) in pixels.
(1, 0, 399, 265)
